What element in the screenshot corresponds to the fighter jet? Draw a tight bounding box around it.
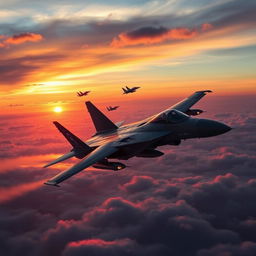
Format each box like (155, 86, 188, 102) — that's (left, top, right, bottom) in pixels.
(44, 90, 231, 186)
(122, 86, 140, 94)
(107, 106, 119, 111)
(77, 91, 90, 97)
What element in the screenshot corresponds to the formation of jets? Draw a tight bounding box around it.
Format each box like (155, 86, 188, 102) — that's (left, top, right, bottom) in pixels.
(77, 91, 90, 97)
(122, 86, 140, 94)
(77, 86, 140, 97)
(106, 106, 119, 111)
(44, 90, 231, 186)
(76, 85, 140, 111)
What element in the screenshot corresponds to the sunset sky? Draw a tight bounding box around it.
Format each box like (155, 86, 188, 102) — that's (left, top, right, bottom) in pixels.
(1, 1, 256, 256)
(1, 0, 256, 114)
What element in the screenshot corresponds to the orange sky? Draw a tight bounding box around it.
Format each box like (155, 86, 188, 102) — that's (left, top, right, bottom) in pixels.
(0, 0, 256, 115)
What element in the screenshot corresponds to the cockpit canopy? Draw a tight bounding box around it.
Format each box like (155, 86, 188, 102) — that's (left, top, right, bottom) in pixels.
(149, 109, 189, 124)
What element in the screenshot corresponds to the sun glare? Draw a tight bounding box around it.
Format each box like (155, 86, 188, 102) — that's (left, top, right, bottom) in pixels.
(53, 106, 63, 113)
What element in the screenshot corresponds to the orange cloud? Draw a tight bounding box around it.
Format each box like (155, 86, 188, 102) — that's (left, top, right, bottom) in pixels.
(5, 32, 43, 44)
(111, 24, 213, 47)
(68, 238, 131, 248)
(1, 32, 43, 47)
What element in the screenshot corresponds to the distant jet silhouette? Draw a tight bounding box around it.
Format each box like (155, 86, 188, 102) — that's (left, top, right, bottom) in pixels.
(106, 106, 119, 111)
(77, 91, 90, 97)
(122, 86, 140, 94)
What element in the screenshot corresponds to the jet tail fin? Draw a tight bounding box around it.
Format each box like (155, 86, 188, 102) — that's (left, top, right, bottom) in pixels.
(122, 88, 127, 93)
(53, 121, 92, 157)
(85, 101, 118, 133)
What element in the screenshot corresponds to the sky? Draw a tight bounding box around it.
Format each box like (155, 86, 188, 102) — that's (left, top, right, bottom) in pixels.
(1, 0, 256, 255)
(0, 0, 256, 114)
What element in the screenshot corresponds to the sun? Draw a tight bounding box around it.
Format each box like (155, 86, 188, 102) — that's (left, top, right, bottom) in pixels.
(53, 106, 63, 113)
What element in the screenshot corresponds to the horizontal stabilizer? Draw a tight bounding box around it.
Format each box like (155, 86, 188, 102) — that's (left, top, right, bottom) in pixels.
(44, 151, 75, 168)
(44, 143, 117, 186)
(85, 101, 117, 133)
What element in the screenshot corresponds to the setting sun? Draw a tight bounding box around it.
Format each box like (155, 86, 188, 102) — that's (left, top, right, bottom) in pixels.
(53, 106, 63, 113)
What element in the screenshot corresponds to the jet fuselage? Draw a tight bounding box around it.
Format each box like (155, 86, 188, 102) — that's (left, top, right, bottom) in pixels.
(86, 110, 230, 160)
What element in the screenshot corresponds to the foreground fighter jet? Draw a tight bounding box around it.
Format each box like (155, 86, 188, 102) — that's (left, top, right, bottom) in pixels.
(77, 91, 90, 97)
(122, 86, 140, 94)
(107, 106, 119, 111)
(44, 90, 231, 186)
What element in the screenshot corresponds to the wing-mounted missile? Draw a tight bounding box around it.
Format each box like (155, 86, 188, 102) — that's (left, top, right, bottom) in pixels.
(136, 149, 164, 158)
(186, 109, 204, 116)
(92, 161, 126, 171)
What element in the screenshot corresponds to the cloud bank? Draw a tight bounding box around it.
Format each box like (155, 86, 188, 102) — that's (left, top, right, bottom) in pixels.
(0, 97, 256, 255)
(111, 24, 213, 47)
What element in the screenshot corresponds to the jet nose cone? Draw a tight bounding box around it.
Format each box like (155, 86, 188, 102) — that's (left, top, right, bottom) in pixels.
(220, 123, 232, 133)
(197, 119, 232, 138)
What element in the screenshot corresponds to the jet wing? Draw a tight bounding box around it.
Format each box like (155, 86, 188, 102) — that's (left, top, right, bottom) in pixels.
(170, 90, 212, 113)
(44, 143, 117, 186)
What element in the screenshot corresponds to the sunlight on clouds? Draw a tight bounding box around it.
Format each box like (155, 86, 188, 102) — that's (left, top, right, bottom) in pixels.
(0, 154, 62, 173)
(76, 5, 141, 20)
(0, 9, 20, 20)
(6, 27, 256, 101)
(3, 26, 256, 103)
(22, 81, 70, 95)
(0, 180, 46, 203)
(32, 4, 142, 23)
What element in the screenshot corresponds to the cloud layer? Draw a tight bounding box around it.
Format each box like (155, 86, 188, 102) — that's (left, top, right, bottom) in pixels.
(0, 97, 256, 255)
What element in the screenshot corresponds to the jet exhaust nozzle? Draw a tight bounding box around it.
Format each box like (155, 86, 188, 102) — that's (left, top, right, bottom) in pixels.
(136, 149, 164, 158)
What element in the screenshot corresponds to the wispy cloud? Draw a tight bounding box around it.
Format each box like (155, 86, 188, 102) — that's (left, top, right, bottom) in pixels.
(111, 24, 212, 47)
(0, 102, 256, 255)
